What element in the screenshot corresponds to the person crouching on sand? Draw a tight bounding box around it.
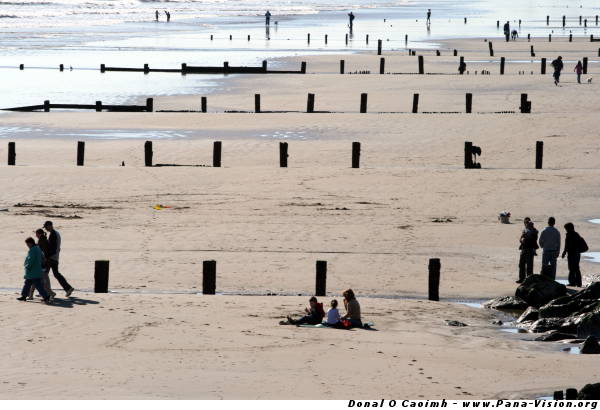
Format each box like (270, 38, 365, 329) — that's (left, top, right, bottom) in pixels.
(17, 237, 51, 303)
(286, 296, 325, 325)
(341, 289, 362, 328)
(27, 229, 55, 300)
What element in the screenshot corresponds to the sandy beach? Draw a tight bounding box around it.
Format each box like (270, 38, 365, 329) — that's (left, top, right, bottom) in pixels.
(2, 26, 600, 399)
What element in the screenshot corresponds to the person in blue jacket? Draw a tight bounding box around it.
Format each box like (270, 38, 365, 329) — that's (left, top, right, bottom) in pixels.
(17, 237, 51, 303)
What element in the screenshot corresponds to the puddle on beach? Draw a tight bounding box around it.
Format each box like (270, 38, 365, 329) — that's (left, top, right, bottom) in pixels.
(582, 252, 600, 264)
(0, 127, 195, 140)
(563, 346, 581, 355)
(589, 219, 600, 225)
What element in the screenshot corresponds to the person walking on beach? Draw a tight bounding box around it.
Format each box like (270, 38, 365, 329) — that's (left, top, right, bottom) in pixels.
(562, 223, 588, 287)
(44, 221, 74, 297)
(265, 10, 271, 26)
(348, 12, 355, 31)
(165, 11, 170, 22)
(574, 60, 583, 84)
(518, 220, 539, 283)
(426, 9, 431, 25)
(17, 238, 51, 303)
(551, 56, 564, 86)
(503, 21, 510, 42)
(458, 60, 467, 74)
(539, 217, 561, 280)
(155, 10, 159, 22)
(28, 228, 55, 300)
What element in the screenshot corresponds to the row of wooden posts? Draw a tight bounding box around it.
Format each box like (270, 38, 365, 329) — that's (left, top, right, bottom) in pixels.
(2, 137, 547, 170)
(542, 15, 600, 27)
(93, 258, 442, 301)
(4, 98, 154, 113)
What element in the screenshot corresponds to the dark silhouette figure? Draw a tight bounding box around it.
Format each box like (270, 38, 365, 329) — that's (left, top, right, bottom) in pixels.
(551, 56, 564, 85)
(517, 217, 532, 283)
(519, 221, 539, 281)
(265, 10, 271, 25)
(511, 29, 518, 40)
(562, 223, 588, 287)
(165, 11, 170, 22)
(574, 60, 583, 83)
(348, 12, 355, 30)
(44, 221, 74, 297)
(285, 296, 325, 325)
(426, 9, 431, 25)
(458, 60, 467, 74)
(155, 10, 159, 22)
(503, 21, 510, 42)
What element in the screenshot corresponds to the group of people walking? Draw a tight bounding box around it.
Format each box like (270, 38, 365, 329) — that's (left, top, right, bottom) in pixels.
(518, 217, 588, 287)
(282, 289, 364, 329)
(17, 221, 74, 303)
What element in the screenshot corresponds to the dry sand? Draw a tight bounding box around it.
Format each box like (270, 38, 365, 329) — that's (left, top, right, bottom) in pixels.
(1, 36, 600, 399)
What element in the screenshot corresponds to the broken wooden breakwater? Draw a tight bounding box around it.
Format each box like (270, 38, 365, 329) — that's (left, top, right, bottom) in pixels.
(100, 61, 307, 75)
(3, 98, 154, 113)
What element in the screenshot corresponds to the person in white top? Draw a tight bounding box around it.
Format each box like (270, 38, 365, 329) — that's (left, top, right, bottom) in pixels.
(326, 299, 341, 325)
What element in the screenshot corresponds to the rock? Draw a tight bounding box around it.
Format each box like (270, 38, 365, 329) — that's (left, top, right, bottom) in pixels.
(581, 336, 600, 354)
(577, 383, 600, 399)
(515, 274, 567, 308)
(491, 320, 503, 326)
(530, 317, 564, 333)
(573, 282, 600, 301)
(577, 305, 600, 338)
(534, 330, 577, 342)
(517, 307, 539, 323)
(484, 296, 528, 311)
(445, 320, 467, 327)
(539, 298, 590, 319)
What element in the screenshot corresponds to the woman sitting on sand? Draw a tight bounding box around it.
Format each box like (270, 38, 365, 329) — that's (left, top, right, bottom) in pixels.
(285, 296, 325, 325)
(341, 289, 362, 328)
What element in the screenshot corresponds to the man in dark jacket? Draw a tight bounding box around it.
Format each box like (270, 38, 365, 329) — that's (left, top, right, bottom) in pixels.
(503, 21, 510, 42)
(518, 221, 539, 281)
(517, 217, 532, 283)
(562, 223, 586, 287)
(44, 221, 74, 297)
(551, 56, 564, 85)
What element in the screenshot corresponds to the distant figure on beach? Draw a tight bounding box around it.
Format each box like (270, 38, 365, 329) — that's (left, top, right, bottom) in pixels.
(155, 10, 159, 22)
(44, 221, 74, 297)
(518, 220, 538, 283)
(17, 237, 51, 303)
(503, 21, 510, 42)
(325, 299, 341, 326)
(348, 12, 355, 30)
(27, 228, 55, 300)
(562, 223, 587, 287)
(458, 60, 467, 74)
(574, 60, 583, 84)
(426, 9, 431, 24)
(341, 289, 362, 328)
(511, 29, 518, 40)
(285, 296, 325, 325)
(265, 10, 271, 26)
(551, 56, 564, 85)
(165, 11, 170, 22)
(539, 217, 561, 280)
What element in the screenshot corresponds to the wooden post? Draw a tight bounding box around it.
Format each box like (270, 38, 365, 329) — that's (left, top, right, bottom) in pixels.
(229, 34, 232, 40)
(210, 34, 213, 40)
(535, 141, 543, 169)
(307, 93, 315, 113)
(360, 93, 367, 113)
(247, 34, 250, 41)
(213, 141, 222, 167)
(453, 49, 457, 56)
(569, 33, 573, 42)
(366, 34, 369, 44)
(585, 19, 588, 27)
(77, 141, 85, 166)
(579, 16, 582, 25)
(100, 64, 105, 73)
(541, 58, 546, 74)
(223, 61, 229, 73)
(279, 142, 288, 167)
(565, 389, 578, 400)
(553, 391, 564, 400)
(497, 20, 499, 28)
(583, 57, 588, 74)
(488, 41, 494, 57)
(143, 63, 149, 74)
(352, 142, 360, 168)
(379, 57, 385, 74)
(202, 260, 216, 295)
(377, 39, 382, 55)
(307, 33, 310, 43)
(418, 55, 424, 74)
(530, 45, 535, 56)
(44, 100, 50, 112)
(340, 59, 345, 74)
(146, 98, 153, 112)
(325, 34, 328, 44)
(500, 57, 505, 74)
(412, 93, 419, 113)
(428, 258, 440, 301)
(181, 63, 187, 74)
(345, 33, 348, 45)
(436, 50, 440, 56)
(549, 33, 552, 42)
(201, 96, 207, 113)
(144, 141, 153, 167)
(315, 261, 327, 297)
(528, 33, 531, 41)
(301, 62, 307, 74)
(464, 141, 473, 168)
(254, 93, 261, 113)
(94, 260, 109, 293)
(465, 93, 472, 113)
(8, 142, 15, 166)
(520, 93, 530, 113)
(262, 60, 267, 71)
(59, 64, 64, 72)
(95, 101, 102, 112)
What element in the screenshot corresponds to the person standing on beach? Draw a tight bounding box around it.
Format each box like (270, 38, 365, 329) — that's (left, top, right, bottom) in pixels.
(265, 10, 271, 26)
(517, 217, 532, 283)
(44, 221, 74, 297)
(28, 228, 55, 300)
(503, 21, 510, 42)
(165, 11, 171, 22)
(539, 217, 561, 280)
(518, 220, 538, 283)
(155, 10, 159, 22)
(574, 60, 583, 84)
(17, 238, 51, 303)
(562, 223, 587, 287)
(348, 12, 355, 31)
(551, 56, 564, 86)
(426, 9, 431, 25)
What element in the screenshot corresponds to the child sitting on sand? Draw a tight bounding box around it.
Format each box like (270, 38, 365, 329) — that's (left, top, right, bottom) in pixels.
(325, 299, 341, 326)
(284, 296, 325, 325)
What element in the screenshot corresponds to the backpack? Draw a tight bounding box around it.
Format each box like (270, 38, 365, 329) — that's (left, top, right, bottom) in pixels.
(578, 235, 589, 253)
